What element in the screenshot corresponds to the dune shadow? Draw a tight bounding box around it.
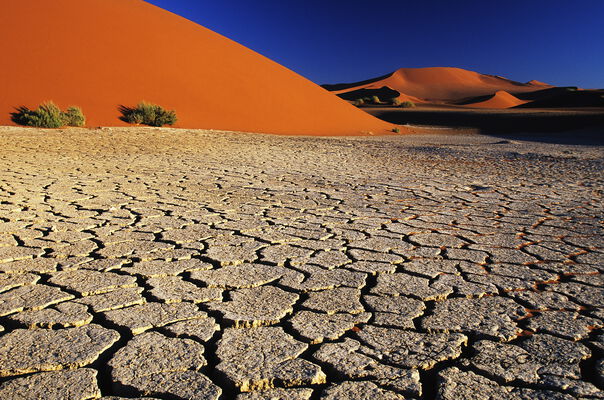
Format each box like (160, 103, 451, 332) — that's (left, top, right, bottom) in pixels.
(117, 105, 135, 123)
(488, 130, 604, 146)
(337, 87, 400, 102)
(9, 106, 33, 125)
(367, 108, 604, 145)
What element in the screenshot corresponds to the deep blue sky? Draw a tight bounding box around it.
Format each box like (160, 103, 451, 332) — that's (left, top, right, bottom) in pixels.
(146, 0, 604, 88)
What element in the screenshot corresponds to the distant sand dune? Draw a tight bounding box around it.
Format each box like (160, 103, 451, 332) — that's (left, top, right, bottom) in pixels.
(326, 67, 552, 103)
(0, 0, 393, 135)
(463, 91, 528, 109)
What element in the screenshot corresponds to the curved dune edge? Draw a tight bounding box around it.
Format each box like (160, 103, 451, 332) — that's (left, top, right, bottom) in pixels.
(463, 91, 529, 109)
(0, 0, 395, 136)
(395, 92, 425, 104)
(332, 67, 552, 103)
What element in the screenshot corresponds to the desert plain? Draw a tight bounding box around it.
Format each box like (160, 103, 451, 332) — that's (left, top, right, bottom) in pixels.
(0, 126, 602, 399)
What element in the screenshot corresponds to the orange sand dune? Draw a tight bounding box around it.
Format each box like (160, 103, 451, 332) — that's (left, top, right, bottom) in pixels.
(526, 80, 551, 86)
(395, 92, 425, 104)
(0, 0, 392, 135)
(330, 67, 552, 102)
(464, 91, 529, 109)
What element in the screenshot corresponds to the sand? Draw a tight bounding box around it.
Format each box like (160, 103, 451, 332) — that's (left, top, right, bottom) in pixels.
(0, 126, 602, 398)
(0, 0, 392, 135)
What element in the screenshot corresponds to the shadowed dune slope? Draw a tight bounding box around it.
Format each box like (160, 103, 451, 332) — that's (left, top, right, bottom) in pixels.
(327, 67, 552, 102)
(0, 0, 393, 135)
(464, 91, 528, 109)
(517, 89, 604, 108)
(336, 86, 423, 104)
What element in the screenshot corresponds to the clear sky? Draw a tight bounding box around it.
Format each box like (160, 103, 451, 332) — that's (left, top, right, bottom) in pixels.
(146, 0, 604, 88)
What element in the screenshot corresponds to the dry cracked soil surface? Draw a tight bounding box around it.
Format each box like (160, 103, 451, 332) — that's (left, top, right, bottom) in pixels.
(0, 126, 602, 399)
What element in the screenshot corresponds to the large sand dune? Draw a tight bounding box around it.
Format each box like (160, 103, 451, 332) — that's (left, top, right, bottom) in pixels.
(0, 0, 392, 135)
(326, 67, 551, 104)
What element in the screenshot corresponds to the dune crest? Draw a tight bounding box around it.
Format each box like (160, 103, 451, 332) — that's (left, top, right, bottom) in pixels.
(0, 0, 393, 135)
(526, 80, 552, 87)
(464, 91, 528, 109)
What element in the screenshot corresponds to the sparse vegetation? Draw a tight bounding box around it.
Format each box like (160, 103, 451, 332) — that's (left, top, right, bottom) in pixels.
(400, 101, 416, 108)
(62, 106, 86, 127)
(392, 127, 401, 133)
(391, 98, 402, 106)
(353, 98, 365, 107)
(119, 102, 177, 127)
(10, 102, 86, 128)
(371, 95, 381, 104)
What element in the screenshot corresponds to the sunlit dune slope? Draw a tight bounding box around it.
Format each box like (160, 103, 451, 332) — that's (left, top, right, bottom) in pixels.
(0, 0, 393, 135)
(327, 67, 552, 102)
(464, 91, 528, 109)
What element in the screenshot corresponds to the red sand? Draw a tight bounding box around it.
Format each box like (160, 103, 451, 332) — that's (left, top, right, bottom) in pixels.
(464, 91, 528, 109)
(335, 67, 552, 103)
(0, 0, 393, 135)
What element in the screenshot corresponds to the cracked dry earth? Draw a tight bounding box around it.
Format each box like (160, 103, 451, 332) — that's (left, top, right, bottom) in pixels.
(0, 126, 602, 400)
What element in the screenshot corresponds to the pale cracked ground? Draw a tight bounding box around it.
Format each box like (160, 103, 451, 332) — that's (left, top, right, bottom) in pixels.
(0, 126, 602, 400)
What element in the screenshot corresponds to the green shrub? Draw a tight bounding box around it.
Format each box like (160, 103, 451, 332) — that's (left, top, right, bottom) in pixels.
(119, 102, 177, 127)
(371, 95, 381, 104)
(392, 127, 401, 133)
(391, 98, 402, 106)
(353, 98, 365, 106)
(62, 106, 86, 127)
(400, 101, 416, 108)
(10, 102, 86, 128)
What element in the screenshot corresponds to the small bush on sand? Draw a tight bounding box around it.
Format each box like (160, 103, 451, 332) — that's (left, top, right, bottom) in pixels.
(62, 106, 86, 127)
(353, 98, 365, 106)
(400, 101, 416, 108)
(392, 127, 401, 133)
(391, 98, 402, 106)
(10, 102, 86, 128)
(371, 95, 381, 104)
(119, 102, 177, 127)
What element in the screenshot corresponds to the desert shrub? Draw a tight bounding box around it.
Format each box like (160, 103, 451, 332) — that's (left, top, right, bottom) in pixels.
(62, 106, 86, 127)
(400, 101, 416, 108)
(391, 98, 402, 106)
(371, 95, 381, 104)
(353, 98, 365, 106)
(119, 102, 177, 127)
(392, 127, 401, 133)
(10, 102, 86, 128)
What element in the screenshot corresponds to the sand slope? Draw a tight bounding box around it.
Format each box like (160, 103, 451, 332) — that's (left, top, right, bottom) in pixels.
(328, 67, 552, 103)
(464, 91, 528, 109)
(0, 0, 392, 135)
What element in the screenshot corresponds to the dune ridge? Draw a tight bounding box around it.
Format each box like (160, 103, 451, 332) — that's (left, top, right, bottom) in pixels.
(0, 0, 393, 135)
